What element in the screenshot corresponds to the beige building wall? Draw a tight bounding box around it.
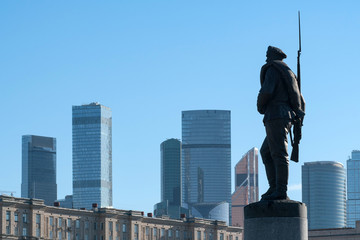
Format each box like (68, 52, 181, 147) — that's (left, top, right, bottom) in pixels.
(1, 195, 243, 240)
(309, 221, 360, 240)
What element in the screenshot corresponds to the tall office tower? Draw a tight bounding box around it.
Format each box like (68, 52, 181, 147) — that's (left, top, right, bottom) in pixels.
(154, 139, 188, 218)
(182, 110, 231, 224)
(347, 150, 360, 227)
(161, 139, 182, 205)
(21, 135, 57, 205)
(302, 161, 346, 230)
(231, 148, 259, 227)
(72, 102, 112, 209)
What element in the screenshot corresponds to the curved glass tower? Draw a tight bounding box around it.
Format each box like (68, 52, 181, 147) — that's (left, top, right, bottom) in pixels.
(182, 110, 231, 224)
(302, 161, 346, 229)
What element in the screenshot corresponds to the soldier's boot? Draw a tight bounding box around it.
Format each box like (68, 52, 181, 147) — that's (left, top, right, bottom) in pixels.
(263, 164, 289, 201)
(261, 163, 276, 200)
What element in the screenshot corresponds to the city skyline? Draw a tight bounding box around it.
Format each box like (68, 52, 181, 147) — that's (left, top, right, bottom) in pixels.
(1, 1, 360, 214)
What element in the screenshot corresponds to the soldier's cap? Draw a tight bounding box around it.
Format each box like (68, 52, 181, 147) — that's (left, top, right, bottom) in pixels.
(266, 46, 287, 60)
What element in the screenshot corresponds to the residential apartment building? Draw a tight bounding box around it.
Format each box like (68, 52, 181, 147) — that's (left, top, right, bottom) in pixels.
(0, 195, 243, 240)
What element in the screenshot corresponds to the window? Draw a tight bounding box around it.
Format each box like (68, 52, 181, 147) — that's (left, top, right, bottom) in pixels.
(76, 233, 79, 240)
(6, 211, 10, 221)
(168, 229, 173, 238)
(6, 225, 10, 234)
(109, 222, 113, 231)
(50, 230, 53, 239)
(94, 222, 97, 230)
(134, 224, 139, 233)
(209, 233, 213, 240)
(76, 220, 80, 229)
(36, 228, 40, 237)
(116, 223, 120, 232)
(23, 227, 27, 236)
(68, 232, 71, 240)
(85, 234, 88, 240)
(85, 221, 89, 229)
(59, 231, 63, 239)
(68, 219, 72, 228)
(154, 228, 158, 238)
(122, 223, 127, 232)
(229, 235, 232, 240)
(146, 227, 150, 236)
(220, 233, 224, 240)
(15, 212, 18, 222)
(176, 230, 179, 238)
(23, 213, 27, 223)
(59, 217, 63, 227)
(197, 231, 201, 240)
(161, 228, 165, 238)
(36, 214, 41, 224)
(15, 226, 18, 236)
(100, 222, 104, 230)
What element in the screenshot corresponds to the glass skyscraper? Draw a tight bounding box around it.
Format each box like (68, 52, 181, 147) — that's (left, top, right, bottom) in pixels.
(182, 110, 231, 224)
(21, 135, 57, 205)
(161, 138, 182, 205)
(231, 147, 258, 227)
(302, 161, 346, 230)
(347, 150, 360, 227)
(154, 139, 189, 219)
(72, 102, 112, 209)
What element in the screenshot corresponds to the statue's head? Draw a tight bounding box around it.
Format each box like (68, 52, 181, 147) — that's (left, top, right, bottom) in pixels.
(266, 46, 287, 62)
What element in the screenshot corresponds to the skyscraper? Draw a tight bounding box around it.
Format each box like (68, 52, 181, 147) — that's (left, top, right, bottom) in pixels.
(182, 110, 231, 224)
(161, 139, 182, 205)
(231, 148, 259, 227)
(21, 135, 57, 205)
(302, 161, 346, 230)
(72, 102, 112, 209)
(154, 139, 188, 218)
(347, 150, 360, 227)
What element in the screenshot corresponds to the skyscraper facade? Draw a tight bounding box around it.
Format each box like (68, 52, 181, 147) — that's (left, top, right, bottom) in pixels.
(21, 135, 57, 205)
(72, 102, 112, 209)
(161, 139, 182, 205)
(231, 147, 259, 227)
(302, 161, 346, 230)
(182, 110, 231, 224)
(347, 150, 360, 227)
(154, 139, 187, 218)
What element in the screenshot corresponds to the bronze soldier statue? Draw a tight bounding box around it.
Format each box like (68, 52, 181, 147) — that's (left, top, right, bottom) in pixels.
(257, 46, 305, 201)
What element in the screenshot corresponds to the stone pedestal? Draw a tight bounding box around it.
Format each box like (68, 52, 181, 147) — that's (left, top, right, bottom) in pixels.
(244, 200, 308, 240)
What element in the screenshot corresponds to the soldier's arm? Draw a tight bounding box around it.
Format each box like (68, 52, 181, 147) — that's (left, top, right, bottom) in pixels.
(257, 67, 277, 114)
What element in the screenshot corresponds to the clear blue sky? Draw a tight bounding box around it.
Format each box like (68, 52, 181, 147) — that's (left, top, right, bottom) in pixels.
(1, 1, 360, 214)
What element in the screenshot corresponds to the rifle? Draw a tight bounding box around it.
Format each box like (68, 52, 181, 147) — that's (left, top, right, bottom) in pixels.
(290, 11, 304, 162)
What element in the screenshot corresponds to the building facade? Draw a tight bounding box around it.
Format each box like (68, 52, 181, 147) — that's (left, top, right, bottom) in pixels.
(231, 148, 258, 227)
(347, 150, 360, 228)
(309, 221, 360, 240)
(0, 195, 243, 240)
(161, 139, 182, 206)
(155, 139, 186, 219)
(72, 103, 112, 209)
(181, 110, 231, 224)
(302, 161, 347, 230)
(21, 135, 57, 206)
